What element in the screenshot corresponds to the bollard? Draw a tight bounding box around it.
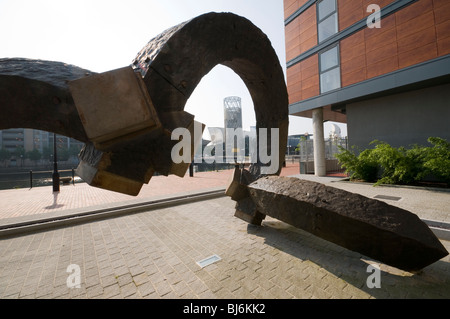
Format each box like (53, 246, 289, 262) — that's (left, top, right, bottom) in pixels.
(29, 170, 33, 189)
(189, 162, 194, 177)
(72, 168, 75, 185)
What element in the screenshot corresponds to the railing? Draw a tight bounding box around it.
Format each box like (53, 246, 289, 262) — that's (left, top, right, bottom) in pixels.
(0, 146, 348, 190)
(0, 169, 79, 190)
(295, 137, 348, 175)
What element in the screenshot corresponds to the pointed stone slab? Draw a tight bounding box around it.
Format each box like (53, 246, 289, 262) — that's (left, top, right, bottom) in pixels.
(231, 174, 448, 272)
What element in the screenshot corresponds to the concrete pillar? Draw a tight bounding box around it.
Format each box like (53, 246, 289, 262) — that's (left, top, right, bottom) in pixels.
(312, 108, 326, 176)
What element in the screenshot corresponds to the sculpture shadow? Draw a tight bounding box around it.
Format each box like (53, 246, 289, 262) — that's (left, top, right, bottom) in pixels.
(247, 218, 450, 299)
(44, 192, 65, 210)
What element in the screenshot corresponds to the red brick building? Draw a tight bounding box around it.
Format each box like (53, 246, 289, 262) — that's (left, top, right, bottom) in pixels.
(284, 0, 450, 175)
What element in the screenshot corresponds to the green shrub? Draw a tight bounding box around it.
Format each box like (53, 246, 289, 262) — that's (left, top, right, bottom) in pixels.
(369, 141, 423, 186)
(335, 137, 450, 186)
(422, 137, 450, 185)
(335, 146, 378, 182)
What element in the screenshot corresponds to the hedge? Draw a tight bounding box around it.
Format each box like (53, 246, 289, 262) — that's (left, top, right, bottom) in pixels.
(335, 137, 450, 186)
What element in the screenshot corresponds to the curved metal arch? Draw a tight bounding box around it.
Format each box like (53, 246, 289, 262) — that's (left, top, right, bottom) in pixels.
(0, 12, 288, 195)
(0, 58, 92, 142)
(133, 12, 289, 175)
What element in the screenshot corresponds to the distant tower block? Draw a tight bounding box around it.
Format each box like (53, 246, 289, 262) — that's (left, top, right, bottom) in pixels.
(224, 96, 243, 130)
(224, 96, 243, 159)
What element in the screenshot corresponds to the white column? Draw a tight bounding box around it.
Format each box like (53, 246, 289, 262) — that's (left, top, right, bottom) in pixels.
(312, 108, 326, 176)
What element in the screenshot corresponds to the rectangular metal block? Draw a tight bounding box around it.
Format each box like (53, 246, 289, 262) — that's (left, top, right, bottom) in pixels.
(374, 195, 402, 201)
(75, 165, 144, 196)
(69, 66, 162, 150)
(163, 115, 205, 178)
(76, 154, 144, 196)
(196, 255, 221, 268)
(170, 120, 205, 177)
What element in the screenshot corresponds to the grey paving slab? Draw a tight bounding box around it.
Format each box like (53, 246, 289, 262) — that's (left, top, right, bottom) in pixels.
(0, 194, 449, 299)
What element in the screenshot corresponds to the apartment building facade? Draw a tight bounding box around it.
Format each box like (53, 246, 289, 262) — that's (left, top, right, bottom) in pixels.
(0, 128, 83, 155)
(284, 0, 450, 175)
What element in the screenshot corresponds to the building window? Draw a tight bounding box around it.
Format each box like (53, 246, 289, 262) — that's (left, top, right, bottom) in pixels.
(319, 45, 341, 93)
(317, 0, 338, 43)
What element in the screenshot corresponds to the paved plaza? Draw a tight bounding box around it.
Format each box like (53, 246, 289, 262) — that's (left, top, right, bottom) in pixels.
(0, 163, 449, 299)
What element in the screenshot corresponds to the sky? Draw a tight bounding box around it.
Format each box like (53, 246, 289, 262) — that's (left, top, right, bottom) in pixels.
(0, 0, 347, 139)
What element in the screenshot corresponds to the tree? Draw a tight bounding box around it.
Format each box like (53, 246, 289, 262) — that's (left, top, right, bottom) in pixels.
(422, 137, 450, 185)
(57, 146, 70, 162)
(14, 146, 25, 158)
(335, 137, 450, 186)
(42, 146, 52, 161)
(14, 147, 26, 166)
(26, 149, 42, 165)
(69, 144, 82, 158)
(0, 148, 11, 166)
(295, 135, 308, 154)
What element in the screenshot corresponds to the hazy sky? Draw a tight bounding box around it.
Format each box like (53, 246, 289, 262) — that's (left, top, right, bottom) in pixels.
(0, 0, 347, 138)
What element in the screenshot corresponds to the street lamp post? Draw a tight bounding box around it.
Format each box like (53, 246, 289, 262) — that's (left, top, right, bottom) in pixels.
(52, 133, 60, 192)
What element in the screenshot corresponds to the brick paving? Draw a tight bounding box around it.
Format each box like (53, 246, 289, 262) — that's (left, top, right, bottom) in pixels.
(0, 197, 449, 299)
(0, 163, 301, 221)
(0, 168, 232, 221)
(0, 162, 449, 300)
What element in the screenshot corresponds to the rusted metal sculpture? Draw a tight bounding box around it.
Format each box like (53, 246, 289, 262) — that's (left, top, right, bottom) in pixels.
(226, 167, 449, 272)
(0, 12, 447, 271)
(0, 12, 288, 196)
